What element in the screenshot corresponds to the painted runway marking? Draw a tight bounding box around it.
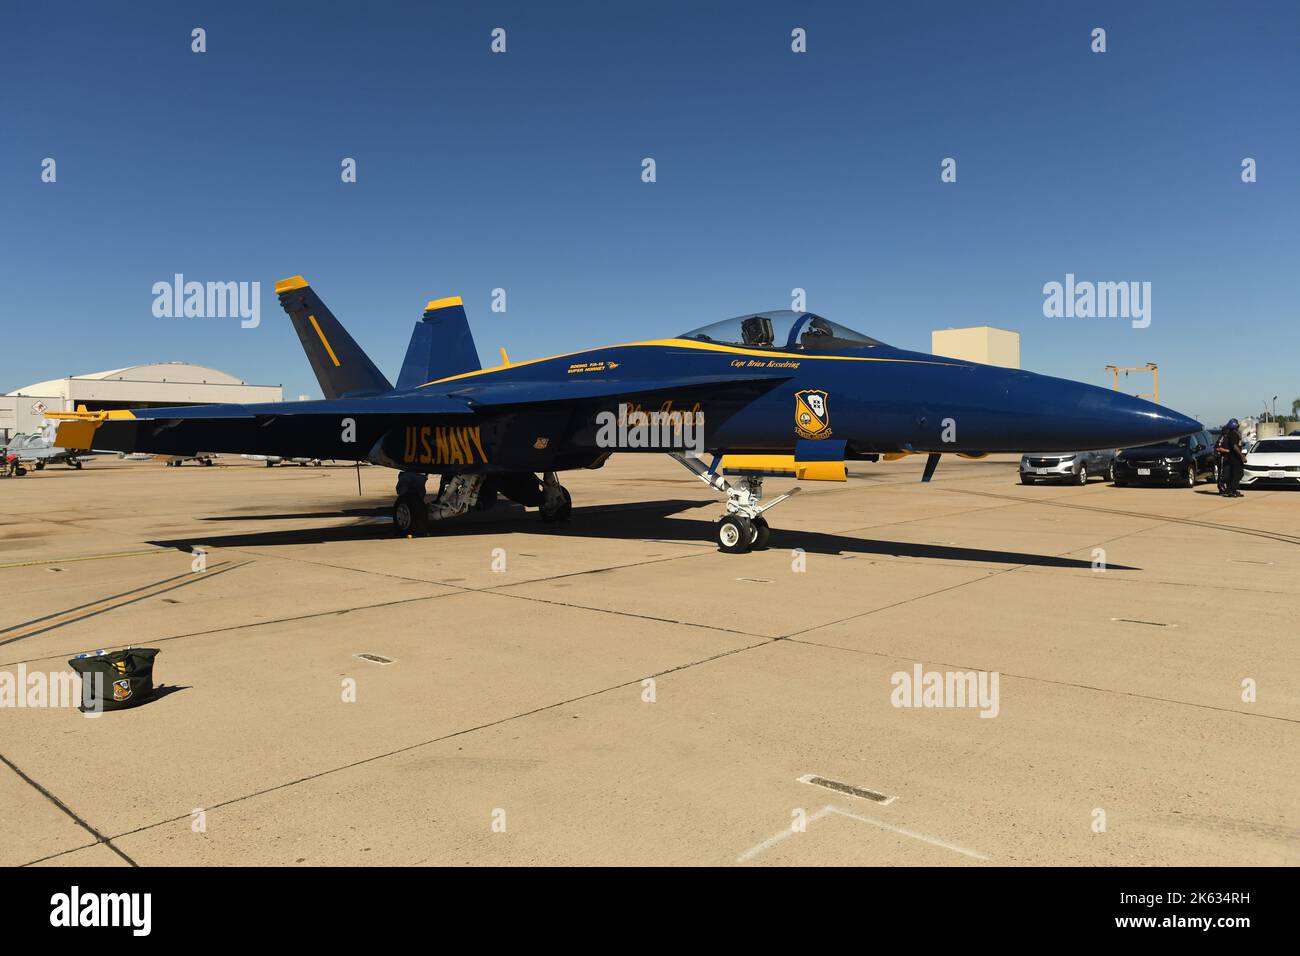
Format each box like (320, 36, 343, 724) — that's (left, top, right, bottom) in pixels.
(797, 773, 896, 805)
(737, 804, 987, 863)
(825, 807, 989, 861)
(736, 806, 835, 863)
(0, 547, 167, 570)
(0, 561, 248, 646)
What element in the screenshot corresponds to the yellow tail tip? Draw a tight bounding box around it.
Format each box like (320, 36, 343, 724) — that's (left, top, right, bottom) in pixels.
(275, 275, 310, 294)
(424, 295, 463, 312)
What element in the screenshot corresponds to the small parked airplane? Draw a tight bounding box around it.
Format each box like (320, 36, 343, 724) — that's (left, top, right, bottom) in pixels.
(55, 276, 1200, 552)
(2, 425, 87, 471)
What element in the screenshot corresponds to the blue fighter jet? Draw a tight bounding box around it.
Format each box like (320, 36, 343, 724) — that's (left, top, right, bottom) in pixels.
(58, 276, 1200, 553)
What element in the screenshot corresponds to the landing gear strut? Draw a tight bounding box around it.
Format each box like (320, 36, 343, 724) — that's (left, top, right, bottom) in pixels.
(539, 471, 572, 522)
(391, 471, 486, 536)
(670, 453, 798, 553)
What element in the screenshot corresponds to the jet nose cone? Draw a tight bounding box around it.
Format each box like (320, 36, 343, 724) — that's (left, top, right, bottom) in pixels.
(1079, 387, 1200, 448)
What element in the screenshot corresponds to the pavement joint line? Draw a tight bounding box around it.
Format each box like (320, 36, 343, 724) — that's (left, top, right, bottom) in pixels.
(775, 498, 1270, 641)
(2, 554, 770, 669)
(87, 636, 780, 854)
(172, 544, 770, 639)
(938, 487, 1300, 547)
(198, 536, 716, 593)
(783, 636, 1300, 725)
(778, 568, 1006, 640)
(472, 586, 773, 641)
(0, 589, 465, 669)
(0, 751, 138, 868)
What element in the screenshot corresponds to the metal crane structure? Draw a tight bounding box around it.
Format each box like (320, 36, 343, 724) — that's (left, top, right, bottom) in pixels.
(1105, 363, 1159, 403)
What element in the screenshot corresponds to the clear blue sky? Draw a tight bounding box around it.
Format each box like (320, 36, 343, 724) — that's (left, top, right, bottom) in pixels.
(2, 0, 1296, 424)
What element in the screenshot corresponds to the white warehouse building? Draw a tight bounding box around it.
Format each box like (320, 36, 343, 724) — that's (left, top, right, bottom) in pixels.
(2, 362, 282, 440)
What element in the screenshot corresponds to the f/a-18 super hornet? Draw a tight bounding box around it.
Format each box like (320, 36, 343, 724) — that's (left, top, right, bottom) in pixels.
(56, 276, 1200, 553)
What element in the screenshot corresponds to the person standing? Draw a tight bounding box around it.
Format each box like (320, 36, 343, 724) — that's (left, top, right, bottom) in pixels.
(1214, 426, 1230, 493)
(1220, 419, 1247, 497)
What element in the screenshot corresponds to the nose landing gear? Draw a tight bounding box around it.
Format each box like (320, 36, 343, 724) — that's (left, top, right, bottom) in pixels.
(670, 452, 797, 553)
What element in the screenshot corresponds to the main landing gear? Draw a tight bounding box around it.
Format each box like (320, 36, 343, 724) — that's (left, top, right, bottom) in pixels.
(670, 453, 799, 554)
(539, 471, 572, 522)
(390, 471, 572, 536)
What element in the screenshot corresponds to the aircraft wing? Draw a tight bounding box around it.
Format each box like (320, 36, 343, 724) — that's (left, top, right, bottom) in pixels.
(54, 372, 791, 462)
(443, 372, 794, 407)
(54, 393, 476, 460)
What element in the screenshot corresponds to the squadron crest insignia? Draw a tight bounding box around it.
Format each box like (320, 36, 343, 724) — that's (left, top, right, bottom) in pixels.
(112, 678, 133, 702)
(794, 389, 832, 439)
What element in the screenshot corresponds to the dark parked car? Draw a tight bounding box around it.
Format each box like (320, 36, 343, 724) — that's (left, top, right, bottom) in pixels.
(1112, 430, 1217, 487)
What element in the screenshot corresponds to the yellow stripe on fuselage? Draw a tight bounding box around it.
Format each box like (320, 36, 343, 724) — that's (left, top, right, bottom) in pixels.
(416, 338, 965, 388)
(308, 314, 342, 367)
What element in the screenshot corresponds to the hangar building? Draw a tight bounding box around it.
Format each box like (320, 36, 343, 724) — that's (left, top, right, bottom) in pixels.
(2, 362, 282, 440)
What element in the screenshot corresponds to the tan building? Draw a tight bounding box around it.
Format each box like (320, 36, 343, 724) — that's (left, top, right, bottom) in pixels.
(2, 362, 281, 440)
(931, 326, 1020, 369)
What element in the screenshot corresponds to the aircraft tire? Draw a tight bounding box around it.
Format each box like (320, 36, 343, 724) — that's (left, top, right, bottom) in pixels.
(717, 515, 753, 554)
(540, 485, 572, 522)
(72, 461, 82, 469)
(393, 494, 428, 536)
(750, 515, 771, 550)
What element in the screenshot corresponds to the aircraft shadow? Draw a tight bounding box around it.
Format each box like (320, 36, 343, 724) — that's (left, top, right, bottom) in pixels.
(152, 498, 1131, 571)
(202, 507, 389, 521)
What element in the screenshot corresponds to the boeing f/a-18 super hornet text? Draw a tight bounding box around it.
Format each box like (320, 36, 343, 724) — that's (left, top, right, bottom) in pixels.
(56, 276, 1201, 553)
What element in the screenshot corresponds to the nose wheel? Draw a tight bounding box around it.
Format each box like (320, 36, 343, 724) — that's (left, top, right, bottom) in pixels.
(672, 453, 794, 553)
(717, 515, 753, 553)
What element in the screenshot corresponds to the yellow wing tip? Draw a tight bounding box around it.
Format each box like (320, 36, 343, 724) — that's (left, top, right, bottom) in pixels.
(275, 275, 310, 294)
(425, 295, 463, 312)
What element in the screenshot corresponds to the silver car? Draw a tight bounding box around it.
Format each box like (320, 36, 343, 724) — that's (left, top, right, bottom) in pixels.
(1019, 449, 1117, 485)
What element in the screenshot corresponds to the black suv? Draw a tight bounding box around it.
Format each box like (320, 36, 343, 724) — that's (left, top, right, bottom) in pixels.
(1113, 430, 1217, 487)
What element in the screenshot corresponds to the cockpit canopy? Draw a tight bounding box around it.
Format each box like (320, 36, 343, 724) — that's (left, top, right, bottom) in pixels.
(677, 311, 886, 352)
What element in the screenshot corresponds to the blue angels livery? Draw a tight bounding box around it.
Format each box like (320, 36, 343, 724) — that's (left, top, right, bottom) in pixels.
(56, 276, 1201, 553)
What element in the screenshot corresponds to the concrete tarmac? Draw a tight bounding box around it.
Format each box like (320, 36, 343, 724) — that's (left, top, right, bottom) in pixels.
(1, 454, 1296, 866)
